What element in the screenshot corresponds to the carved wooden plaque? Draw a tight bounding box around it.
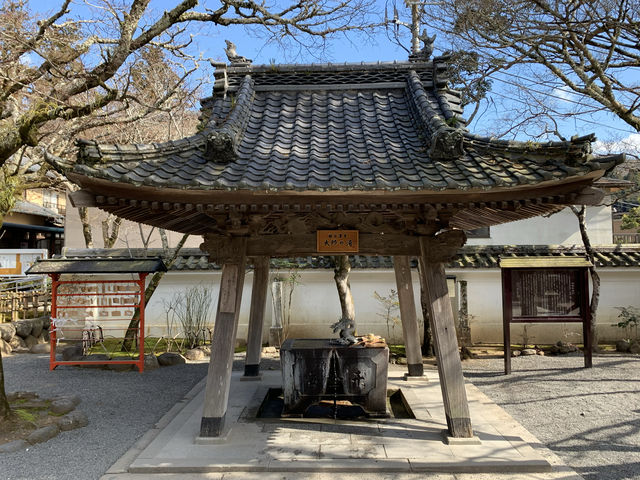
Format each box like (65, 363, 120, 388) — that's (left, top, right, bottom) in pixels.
(316, 230, 359, 253)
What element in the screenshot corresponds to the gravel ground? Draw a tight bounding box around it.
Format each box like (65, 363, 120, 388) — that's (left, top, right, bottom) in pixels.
(2, 352, 639, 480)
(1, 354, 209, 480)
(463, 353, 640, 480)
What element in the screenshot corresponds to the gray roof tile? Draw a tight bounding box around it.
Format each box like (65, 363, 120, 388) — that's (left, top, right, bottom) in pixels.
(73, 58, 622, 193)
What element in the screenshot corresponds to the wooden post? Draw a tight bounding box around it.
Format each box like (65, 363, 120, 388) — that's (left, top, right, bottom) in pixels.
(244, 257, 269, 377)
(199, 241, 247, 437)
(501, 268, 512, 375)
(581, 268, 593, 368)
(393, 256, 423, 376)
(419, 236, 473, 438)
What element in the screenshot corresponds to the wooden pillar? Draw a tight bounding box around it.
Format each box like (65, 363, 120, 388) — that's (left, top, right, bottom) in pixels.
(244, 257, 270, 377)
(501, 268, 513, 375)
(419, 235, 473, 438)
(199, 240, 247, 437)
(393, 256, 423, 377)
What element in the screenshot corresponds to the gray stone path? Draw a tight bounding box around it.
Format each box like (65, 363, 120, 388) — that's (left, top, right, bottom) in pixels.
(100, 364, 582, 480)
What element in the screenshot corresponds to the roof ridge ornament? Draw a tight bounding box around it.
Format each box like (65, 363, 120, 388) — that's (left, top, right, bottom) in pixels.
(409, 30, 436, 62)
(224, 40, 252, 65)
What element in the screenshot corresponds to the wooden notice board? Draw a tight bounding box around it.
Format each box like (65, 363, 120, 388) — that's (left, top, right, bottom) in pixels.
(501, 256, 592, 374)
(316, 230, 359, 253)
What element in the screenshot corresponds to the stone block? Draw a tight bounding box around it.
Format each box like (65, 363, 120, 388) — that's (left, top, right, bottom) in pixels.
(9, 335, 26, 351)
(13, 320, 32, 338)
(157, 352, 186, 366)
(26, 425, 60, 445)
(0, 440, 29, 453)
(23, 334, 38, 349)
(184, 348, 206, 361)
(52, 394, 81, 408)
(616, 340, 631, 353)
(56, 410, 89, 432)
(61, 344, 83, 361)
(50, 398, 76, 415)
(0, 323, 16, 342)
(144, 354, 160, 370)
(629, 341, 640, 355)
(30, 343, 51, 354)
(0, 338, 12, 356)
(30, 317, 44, 337)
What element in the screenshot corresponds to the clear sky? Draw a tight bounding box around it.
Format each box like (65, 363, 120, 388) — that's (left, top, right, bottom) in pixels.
(28, 0, 639, 151)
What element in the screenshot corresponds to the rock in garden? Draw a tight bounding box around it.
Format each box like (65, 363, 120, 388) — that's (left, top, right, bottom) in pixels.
(0, 322, 16, 342)
(157, 352, 186, 366)
(26, 425, 60, 445)
(537, 350, 545, 356)
(23, 334, 38, 349)
(0, 440, 29, 453)
(52, 394, 81, 408)
(144, 354, 160, 370)
(50, 398, 77, 415)
(511, 350, 522, 357)
(0, 338, 12, 356)
(30, 343, 50, 354)
(61, 344, 83, 361)
(9, 335, 26, 351)
(629, 341, 640, 355)
(30, 318, 44, 337)
(56, 410, 89, 432)
(616, 340, 631, 353)
(262, 346, 277, 354)
(184, 348, 206, 361)
(522, 348, 537, 356)
(7, 391, 38, 402)
(197, 345, 211, 356)
(12, 319, 33, 338)
(37, 333, 48, 344)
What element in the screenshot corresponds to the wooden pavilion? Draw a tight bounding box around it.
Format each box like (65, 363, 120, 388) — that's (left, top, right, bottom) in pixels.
(54, 53, 623, 439)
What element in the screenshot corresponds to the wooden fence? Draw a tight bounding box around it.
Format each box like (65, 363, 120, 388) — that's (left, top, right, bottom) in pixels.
(0, 276, 50, 322)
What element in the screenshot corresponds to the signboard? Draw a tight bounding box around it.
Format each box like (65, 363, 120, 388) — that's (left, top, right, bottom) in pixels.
(316, 230, 359, 253)
(0, 249, 48, 275)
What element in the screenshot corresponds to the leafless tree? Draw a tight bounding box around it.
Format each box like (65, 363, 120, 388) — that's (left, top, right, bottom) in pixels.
(0, 0, 380, 169)
(420, 0, 640, 135)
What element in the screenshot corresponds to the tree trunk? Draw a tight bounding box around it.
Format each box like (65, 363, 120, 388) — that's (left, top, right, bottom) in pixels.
(417, 260, 435, 356)
(571, 205, 600, 351)
(0, 349, 11, 420)
(333, 255, 355, 322)
(77, 207, 94, 248)
(101, 215, 122, 248)
(121, 233, 189, 351)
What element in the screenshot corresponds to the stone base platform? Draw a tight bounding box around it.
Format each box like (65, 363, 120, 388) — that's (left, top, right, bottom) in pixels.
(101, 365, 583, 479)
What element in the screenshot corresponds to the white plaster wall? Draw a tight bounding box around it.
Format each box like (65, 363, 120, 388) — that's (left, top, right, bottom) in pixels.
(467, 206, 613, 246)
(143, 268, 426, 345)
(140, 265, 639, 347)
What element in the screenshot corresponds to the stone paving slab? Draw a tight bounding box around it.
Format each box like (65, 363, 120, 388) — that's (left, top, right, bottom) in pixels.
(101, 366, 584, 479)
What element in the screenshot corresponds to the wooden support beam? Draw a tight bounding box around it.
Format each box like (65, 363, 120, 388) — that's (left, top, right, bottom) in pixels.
(244, 257, 270, 377)
(200, 243, 247, 437)
(393, 256, 423, 377)
(419, 237, 473, 438)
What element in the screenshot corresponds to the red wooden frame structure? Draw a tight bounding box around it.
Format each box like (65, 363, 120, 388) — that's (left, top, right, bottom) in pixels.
(501, 256, 592, 375)
(49, 274, 147, 372)
(26, 257, 166, 373)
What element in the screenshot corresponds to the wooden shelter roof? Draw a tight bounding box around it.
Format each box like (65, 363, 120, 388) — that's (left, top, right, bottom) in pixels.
(26, 257, 167, 274)
(57, 56, 625, 236)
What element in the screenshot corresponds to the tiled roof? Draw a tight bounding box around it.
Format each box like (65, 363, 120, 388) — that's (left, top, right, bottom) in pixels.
(60, 246, 640, 271)
(69, 58, 622, 193)
(10, 200, 63, 222)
